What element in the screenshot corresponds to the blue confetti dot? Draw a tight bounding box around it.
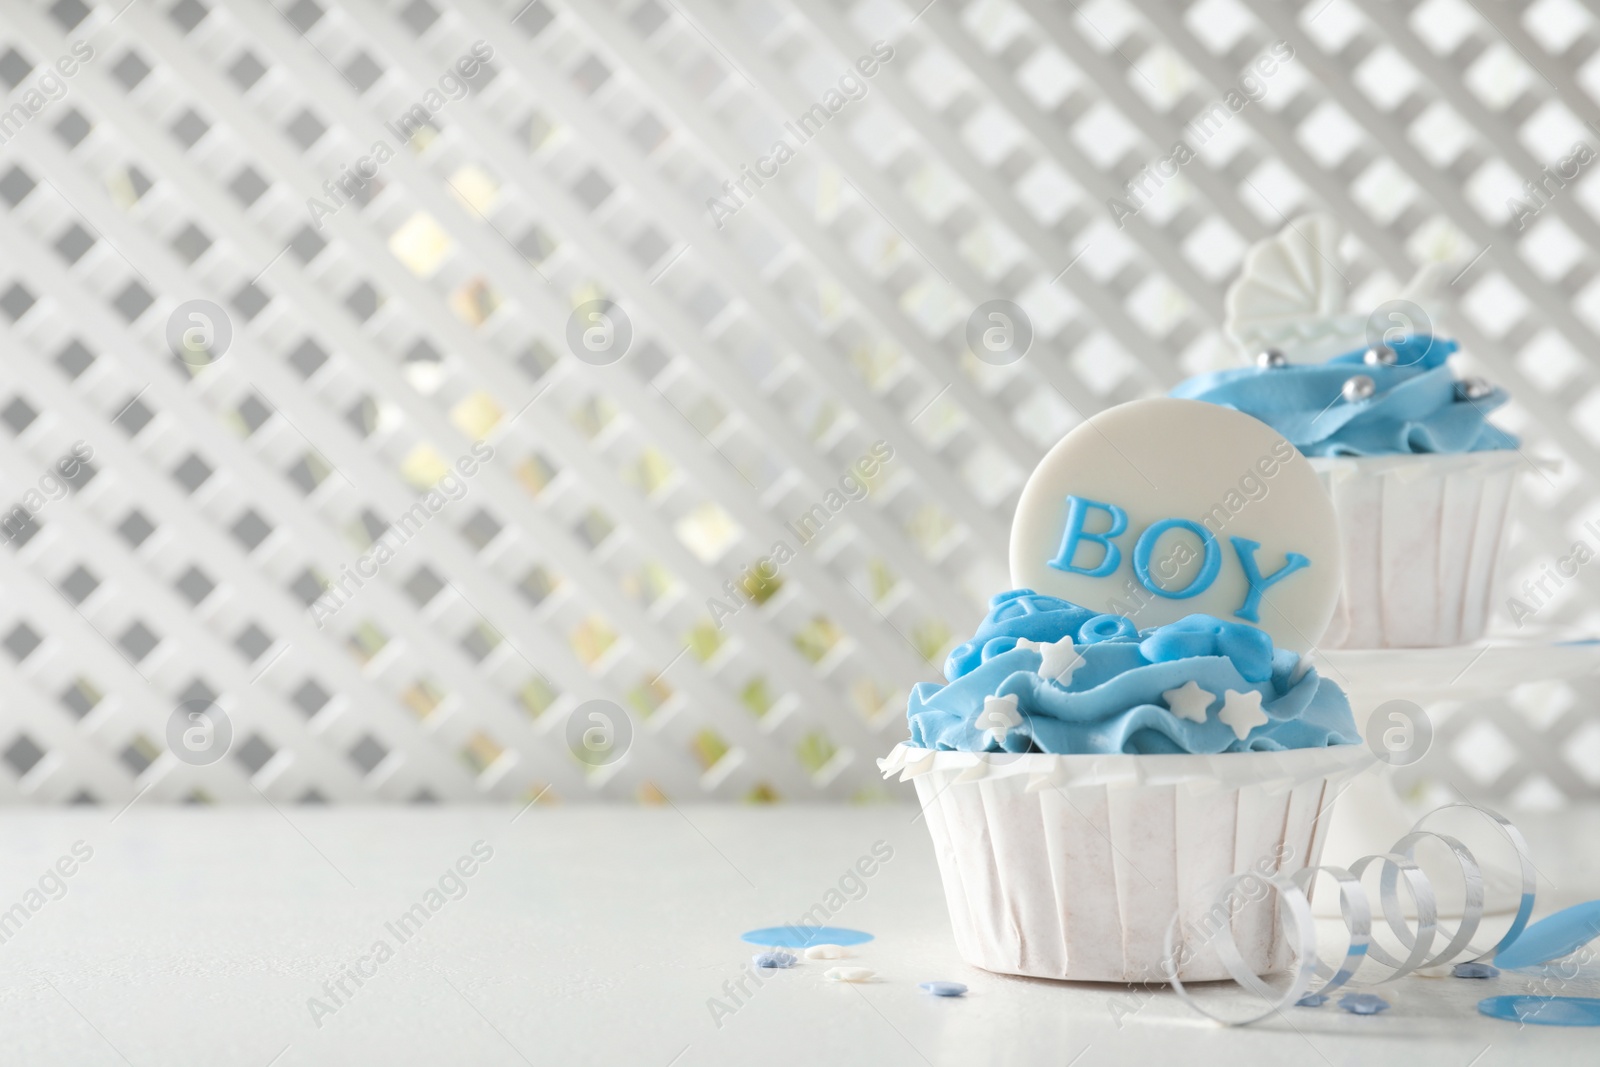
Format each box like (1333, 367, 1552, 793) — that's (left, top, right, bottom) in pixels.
(1452, 962, 1499, 979)
(1478, 995, 1600, 1027)
(1338, 993, 1390, 1016)
(919, 981, 967, 997)
(740, 925, 874, 949)
(753, 952, 797, 969)
(1296, 992, 1328, 1007)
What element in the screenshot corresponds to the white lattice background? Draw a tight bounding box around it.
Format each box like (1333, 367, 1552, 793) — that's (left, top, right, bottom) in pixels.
(0, 0, 1597, 806)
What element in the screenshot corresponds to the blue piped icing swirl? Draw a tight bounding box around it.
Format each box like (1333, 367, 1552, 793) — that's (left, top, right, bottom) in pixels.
(909, 590, 1359, 755)
(1170, 335, 1517, 456)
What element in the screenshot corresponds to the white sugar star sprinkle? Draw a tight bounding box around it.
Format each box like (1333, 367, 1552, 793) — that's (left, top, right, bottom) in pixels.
(1162, 680, 1213, 724)
(975, 693, 1022, 743)
(1017, 637, 1086, 685)
(1218, 689, 1269, 741)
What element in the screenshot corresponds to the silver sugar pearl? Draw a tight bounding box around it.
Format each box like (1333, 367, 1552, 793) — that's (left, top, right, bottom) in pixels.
(1457, 377, 1494, 401)
(1364, 345, 1397, 366)
(1342, 374, 1376, 402)
(1256, 348, 1287, 368)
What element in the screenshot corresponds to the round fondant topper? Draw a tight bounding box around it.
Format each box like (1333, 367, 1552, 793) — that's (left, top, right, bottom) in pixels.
(1009, 397, 1341, 652)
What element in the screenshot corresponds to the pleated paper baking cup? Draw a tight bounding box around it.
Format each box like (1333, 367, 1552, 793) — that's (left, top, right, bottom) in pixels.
(881, 744, 1371, 983)
(1310, 451, 1525, 649)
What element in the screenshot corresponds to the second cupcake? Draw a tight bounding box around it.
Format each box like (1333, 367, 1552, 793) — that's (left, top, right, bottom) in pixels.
(1174, 216, 1529, 648)
(1173, 333, 1524, 648)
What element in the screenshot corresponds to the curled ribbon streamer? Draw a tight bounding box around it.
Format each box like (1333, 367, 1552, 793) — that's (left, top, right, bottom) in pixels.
(1413, 803, 1536, 963)
(1291, 865, 1369, 996)
(1382, 832, 1482, 970)
(1167, 802, 1538, 1025)
(1163, 872, 1319, 1026)
(1348, 851, 1438, 978)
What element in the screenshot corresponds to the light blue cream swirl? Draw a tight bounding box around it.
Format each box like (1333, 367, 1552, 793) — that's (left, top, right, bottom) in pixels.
(1170, 335, 1518, 456)
(908, 590, 1360, 755)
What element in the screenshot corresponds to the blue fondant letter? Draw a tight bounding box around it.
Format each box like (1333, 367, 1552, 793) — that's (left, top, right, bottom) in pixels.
(1133, 519, 1221, 599)
(1048, 496, 1127, 578)
(1230, 536, 1310, 622)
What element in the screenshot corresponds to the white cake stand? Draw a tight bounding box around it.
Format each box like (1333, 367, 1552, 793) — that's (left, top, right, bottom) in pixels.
(1310, 633, 1600, 917)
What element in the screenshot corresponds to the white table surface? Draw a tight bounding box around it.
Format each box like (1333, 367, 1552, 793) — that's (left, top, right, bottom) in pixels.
(1, 804, 1598, 1066)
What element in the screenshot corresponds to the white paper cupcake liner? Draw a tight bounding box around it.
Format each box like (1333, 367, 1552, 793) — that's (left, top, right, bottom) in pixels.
(1310, 451, 1527, 649)
(881, 744, 1371, 983)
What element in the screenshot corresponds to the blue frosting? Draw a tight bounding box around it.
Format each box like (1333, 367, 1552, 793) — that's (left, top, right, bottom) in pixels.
(1170, 335, 1518, 456)
(909, 590, 1359, 755)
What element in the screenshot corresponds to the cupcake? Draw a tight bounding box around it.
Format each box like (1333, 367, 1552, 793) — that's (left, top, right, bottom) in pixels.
(1175, 216, 1528, 648)
(881, 589, 1366, 982)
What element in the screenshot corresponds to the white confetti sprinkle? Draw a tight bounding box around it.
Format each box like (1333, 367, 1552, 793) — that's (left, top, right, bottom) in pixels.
(804, 944, 847, 959)
(825, 967, 875, 983)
